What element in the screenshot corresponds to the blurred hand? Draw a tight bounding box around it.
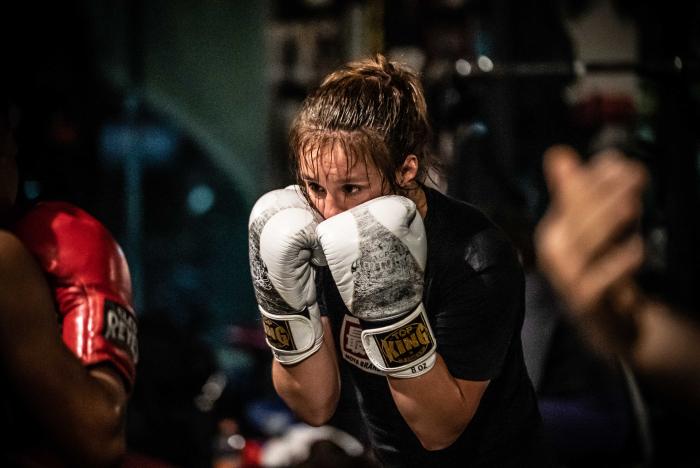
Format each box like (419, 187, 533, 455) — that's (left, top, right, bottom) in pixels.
(535, 145, 648, 354)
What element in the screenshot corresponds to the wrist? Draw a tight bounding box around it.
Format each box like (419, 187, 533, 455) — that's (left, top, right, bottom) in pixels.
(360, 303, 437, 378)
(260, 304, 324, 365)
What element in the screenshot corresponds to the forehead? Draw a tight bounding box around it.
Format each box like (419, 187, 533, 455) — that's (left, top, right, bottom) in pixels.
(299, 140, 374, 178)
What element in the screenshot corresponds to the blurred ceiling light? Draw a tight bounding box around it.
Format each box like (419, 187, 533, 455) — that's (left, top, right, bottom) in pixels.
(187, 184, 215, 215)
(469, 121, 488, 137)
(455, 59, 472, 76)
(23, 180, 41, 200)
(674, 56, 683, 71)
(477, 55, 494, 73)
(227, 434, 246, 450)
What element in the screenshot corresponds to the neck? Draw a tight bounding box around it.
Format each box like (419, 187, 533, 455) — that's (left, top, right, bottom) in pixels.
(407, 186, 428, 219)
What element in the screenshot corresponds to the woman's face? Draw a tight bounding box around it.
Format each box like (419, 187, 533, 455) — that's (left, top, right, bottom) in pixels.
(299, 143, 388, 219)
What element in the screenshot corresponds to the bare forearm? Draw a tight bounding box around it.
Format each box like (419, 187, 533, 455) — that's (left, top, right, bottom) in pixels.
(630, 301, 700, 404)
(5, 340, 127, 465)
(388, 354, 486, 450)
(272, 321, 340, 425)
(71, 366, 127, 467)
(0, 234, 127, 466)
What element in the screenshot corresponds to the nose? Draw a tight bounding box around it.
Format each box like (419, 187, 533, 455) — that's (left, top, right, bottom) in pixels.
(319, 194, 346, 219)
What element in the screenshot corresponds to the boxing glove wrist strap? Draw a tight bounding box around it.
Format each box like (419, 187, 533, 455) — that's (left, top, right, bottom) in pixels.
(360, 303, 437, 378)
(259, 304, 323, 365)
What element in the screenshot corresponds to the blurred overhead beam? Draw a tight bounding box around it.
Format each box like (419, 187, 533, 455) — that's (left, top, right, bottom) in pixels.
(86, 0, 271, 205)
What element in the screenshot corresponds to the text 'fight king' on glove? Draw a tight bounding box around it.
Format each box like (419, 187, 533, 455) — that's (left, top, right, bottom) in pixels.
(316, 195, 436, 378)
(248, 186, 325, 365)
(13, 202, 138, 387)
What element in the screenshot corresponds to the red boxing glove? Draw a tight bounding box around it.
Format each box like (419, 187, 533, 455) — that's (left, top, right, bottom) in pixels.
(13, 201, 138, 387)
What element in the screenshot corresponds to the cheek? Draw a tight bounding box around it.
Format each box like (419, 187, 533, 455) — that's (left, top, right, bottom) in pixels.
(351, 189, 382, 208)
(371, 183, 388, 199)
(305, 194, 323, 213)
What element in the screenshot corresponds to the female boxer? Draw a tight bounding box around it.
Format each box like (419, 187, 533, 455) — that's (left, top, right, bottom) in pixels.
(249, 55, 550, 467)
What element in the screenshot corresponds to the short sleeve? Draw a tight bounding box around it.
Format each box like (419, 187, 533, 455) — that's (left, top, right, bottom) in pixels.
(429, 227, 524, 381)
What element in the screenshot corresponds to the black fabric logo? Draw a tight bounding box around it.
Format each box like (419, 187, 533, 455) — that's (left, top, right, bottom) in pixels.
(103, 300, 139, 363)
(263, 316, 296, 351)
(375, 314, 433, 368)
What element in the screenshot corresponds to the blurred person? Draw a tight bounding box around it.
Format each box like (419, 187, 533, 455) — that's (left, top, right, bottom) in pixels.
(248, 55, 550, 467)
(535, 145, 700, 410)
(522, 269, 647, 467)
(0, 92, 137, 466)
(511, 208, 646, 466)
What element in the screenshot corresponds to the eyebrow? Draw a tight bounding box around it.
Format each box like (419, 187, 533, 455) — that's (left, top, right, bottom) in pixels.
(342, 167, 373, 184)
(340, 177, 370, 184)
(300, 173, 370, 184)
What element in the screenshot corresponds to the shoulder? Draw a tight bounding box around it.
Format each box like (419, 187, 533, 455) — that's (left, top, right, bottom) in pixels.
(0, 230, 50, 297)
(424, 188, 521, 275)
(0, 229, 35, 265)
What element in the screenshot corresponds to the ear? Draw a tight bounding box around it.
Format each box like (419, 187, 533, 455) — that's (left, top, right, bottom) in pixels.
(396, 154, 419, 188)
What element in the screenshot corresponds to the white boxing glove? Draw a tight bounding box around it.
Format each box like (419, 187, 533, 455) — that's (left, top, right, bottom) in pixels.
(249, 186, 326, 365)
(316, 195, 436, 378)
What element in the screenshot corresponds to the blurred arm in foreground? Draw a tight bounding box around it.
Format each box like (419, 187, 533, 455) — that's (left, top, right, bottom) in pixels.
(535, 145, 700, 410)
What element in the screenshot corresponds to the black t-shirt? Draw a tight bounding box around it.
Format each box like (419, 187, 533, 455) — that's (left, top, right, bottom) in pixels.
(319, 187, 550, 467)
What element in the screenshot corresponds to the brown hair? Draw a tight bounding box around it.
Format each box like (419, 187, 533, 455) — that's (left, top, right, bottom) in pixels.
(290, 54, 438, 198)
